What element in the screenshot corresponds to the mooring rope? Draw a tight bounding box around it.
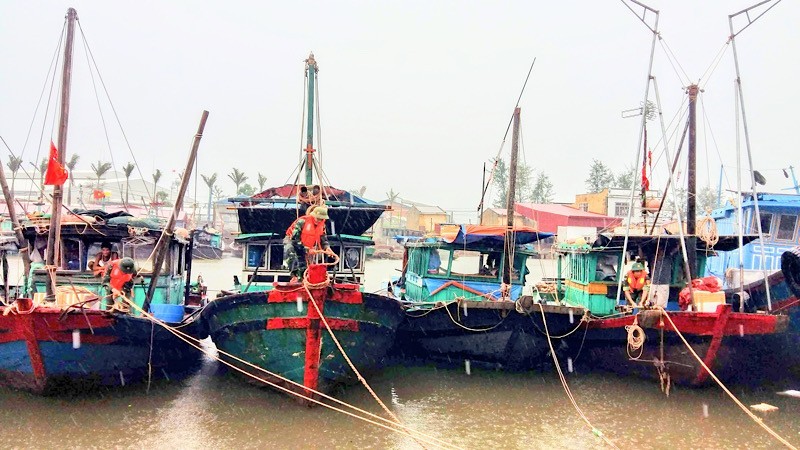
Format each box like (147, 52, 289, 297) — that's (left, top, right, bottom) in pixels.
(659, 307, 797, 449)
(117, 295, 457, 449)
(538, 304, 618, 449)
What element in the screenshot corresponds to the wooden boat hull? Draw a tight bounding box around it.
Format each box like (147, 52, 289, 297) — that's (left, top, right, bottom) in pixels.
(575, 304, 789, 386)
(201, 284, 405, 399)
(0, 303, 203, 394)
(394, 300, 586, 370)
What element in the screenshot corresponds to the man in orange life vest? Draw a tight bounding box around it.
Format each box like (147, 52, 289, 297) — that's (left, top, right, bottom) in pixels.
(623, 261, 650, 307)
(101, 257, 136, 309)
(283, 205, 335, 281)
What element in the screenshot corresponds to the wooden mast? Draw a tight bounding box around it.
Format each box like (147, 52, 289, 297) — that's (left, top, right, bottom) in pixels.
(45, 8, 77, 298)
(0, 158, 31, 294)
(502, 107, 521, 294)
(686, 84, 699, 278)
(144, 111, 209, 311)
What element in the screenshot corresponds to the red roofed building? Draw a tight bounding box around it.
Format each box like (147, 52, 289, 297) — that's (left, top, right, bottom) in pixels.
(515, 203, 621, 233)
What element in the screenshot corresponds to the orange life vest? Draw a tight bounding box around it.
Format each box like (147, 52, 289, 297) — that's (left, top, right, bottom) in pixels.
(626, 271, 647, 291)
(107, 259, 134, 291)
(286, 215, 326, 250)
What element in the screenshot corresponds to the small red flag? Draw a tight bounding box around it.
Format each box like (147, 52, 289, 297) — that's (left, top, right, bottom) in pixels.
(44, 141, 68, 186)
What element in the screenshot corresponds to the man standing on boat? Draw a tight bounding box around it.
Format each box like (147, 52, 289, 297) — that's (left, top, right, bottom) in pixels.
(283, 205, 335, 281)
(623, 261, 650, 307)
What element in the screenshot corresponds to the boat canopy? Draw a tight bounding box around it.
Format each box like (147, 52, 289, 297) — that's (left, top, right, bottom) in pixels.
(441, 225, 552, 246)
(590, 233, 758, 253)
(230, 184, 381, 206)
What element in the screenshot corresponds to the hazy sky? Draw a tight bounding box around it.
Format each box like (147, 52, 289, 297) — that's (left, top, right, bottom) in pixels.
(2, 1, 798, 216)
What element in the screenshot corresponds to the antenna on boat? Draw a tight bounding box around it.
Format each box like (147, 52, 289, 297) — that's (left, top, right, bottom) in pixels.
(44, 7, 77, 298)
(729, 0, 782, 310)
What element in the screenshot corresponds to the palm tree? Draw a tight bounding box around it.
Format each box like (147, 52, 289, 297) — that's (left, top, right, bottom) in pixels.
(122, 162, 135, 205)
(386, 189, 400, 227)
(228, 168, 248, 195)
(65, 154, 79, 206)
(39, 158, 48, 189)
(257, 172, 267, 193)
(201, 173, 217, 225)
(6, 156, 23, 196)
(152, 168, 162, 200)
(90, 161, 112, 190)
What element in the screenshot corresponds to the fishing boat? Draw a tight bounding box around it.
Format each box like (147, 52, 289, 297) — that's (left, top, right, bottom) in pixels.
(201, 54, 404, 401)
(0, 9, 207, 394)
(391, 223, 586, 369)
(191, 225, 224, 260)
(389, 106, 587, 371)
(546, 233, 789, 386)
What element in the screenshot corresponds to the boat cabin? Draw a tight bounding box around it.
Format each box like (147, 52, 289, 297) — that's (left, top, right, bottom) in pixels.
(552, 234, 754, 315)
(21, 214, 192, 312)
(708, 193, 800, 285)
(235, 232, 371, 289)
(394, 224, 550, 303)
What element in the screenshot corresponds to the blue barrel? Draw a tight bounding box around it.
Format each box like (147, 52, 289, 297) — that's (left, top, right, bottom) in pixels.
(150, 304, 184, 323)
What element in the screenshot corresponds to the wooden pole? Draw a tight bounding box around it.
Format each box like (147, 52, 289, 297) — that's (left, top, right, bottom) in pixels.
(503, 107, 521, 290)
(0, 155, 31, 295)
(686, 84, 698, 278)
(144, 111, 209, 311)
(45, 8, 77, 298)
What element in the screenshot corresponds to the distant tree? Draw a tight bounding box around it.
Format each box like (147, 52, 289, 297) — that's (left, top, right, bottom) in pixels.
(257, 173, 267, 193)
(212, 186, 225, 201)
(65, 154, 79, 205)
(228, 168, 248, 195)
(239, 183, 255, 196)
(530, 170, 554, 203)
(491, 159, 509, 209)
(491, 159, 533, 207)
(90, 161, 112, 189)
(585, 159, 614, 193)
(350, 185, 367, 198)
(6, 156, 23, 196)
(613, 164, 638, 190)
(122, 162, 135, 205)
(39, 158, 48, 188)
(697, 185, 719, 215)
(156, 190, 171, 206)
(201, 173, 217, 225)
(386, 188, 400, 227)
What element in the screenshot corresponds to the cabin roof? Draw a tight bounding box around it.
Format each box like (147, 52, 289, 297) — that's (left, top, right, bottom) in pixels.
(588, 233, 758, 253)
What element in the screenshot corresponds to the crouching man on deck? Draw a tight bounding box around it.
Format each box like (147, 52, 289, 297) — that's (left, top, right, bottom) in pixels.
(623, 261, 651, 308)
(283, 205, 336, 282)
(101, 257, 137, 311)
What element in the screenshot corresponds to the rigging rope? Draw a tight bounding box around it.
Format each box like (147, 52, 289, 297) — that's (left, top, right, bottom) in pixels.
(117, 295, 459, 450)
(538, 304, 618, 449)
(659, 308, 797, 450)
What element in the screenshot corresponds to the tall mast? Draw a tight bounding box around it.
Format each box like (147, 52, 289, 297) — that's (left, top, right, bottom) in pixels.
(686, 84, 698, 278)
(304, 53, 318, 186)
(45, 7, 77, 297)
(144, 111, 209, 311)
(503, 107, 521, 290)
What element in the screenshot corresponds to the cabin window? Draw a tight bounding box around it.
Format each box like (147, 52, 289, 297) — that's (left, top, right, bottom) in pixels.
(753, 212, 773, 235)
(595, 254, 618, 282)
(122, 238, 156, 273)
(614, 203, 630, 217)
(343, 247, 362, 271)
(85, 241, 121, 271)
(62, 238, 82, 270)
(776, 214, 798, 241)
(269, 244, 283, 270)
(247, 244, 267, 268)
